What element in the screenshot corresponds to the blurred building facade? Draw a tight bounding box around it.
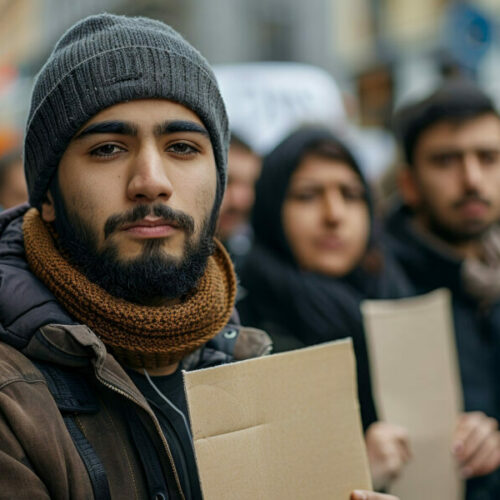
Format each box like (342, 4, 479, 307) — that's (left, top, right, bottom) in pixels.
(0, 0, 499, 131)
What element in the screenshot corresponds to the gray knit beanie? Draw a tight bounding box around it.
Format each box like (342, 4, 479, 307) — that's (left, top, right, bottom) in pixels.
(24, 13, 229, 210)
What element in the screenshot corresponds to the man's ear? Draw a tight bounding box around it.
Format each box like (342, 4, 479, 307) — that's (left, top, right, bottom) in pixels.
(40, 191, 56, 222)
(397, 166, 421, 208)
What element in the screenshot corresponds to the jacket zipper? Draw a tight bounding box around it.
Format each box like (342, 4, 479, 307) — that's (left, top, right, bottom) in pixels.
(94, 372, 186, 500)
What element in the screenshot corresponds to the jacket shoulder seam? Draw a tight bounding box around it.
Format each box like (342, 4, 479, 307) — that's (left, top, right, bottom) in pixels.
(0, 377, 46, 392)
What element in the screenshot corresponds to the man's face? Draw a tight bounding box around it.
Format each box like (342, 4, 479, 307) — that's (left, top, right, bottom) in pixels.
(217, 145, 261, 241)
(42, 99, 218, 304)
(403, 114, 500, 243)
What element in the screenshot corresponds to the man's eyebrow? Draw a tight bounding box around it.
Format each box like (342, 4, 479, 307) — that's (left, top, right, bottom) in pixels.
(427, 145, 500, 157)
(427, 149, 462, 156)
(74, 121, 138, 139)
(154, 120, 209, 138)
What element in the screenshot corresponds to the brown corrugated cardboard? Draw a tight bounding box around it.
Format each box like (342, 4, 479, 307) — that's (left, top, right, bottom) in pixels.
(362, 288, 464, 499)
(184, 339, 372, 499)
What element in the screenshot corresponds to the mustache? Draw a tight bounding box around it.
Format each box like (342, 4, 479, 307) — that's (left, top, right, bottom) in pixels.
(104, 204, 195, 239)
(452, 192, 491, 209)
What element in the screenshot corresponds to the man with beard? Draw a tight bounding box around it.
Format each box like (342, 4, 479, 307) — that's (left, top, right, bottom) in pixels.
(0, 13, 392, 500)
(387, 80, 500, 499)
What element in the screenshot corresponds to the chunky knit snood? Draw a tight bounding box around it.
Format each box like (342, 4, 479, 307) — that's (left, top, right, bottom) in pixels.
(23, 208, 237, 369)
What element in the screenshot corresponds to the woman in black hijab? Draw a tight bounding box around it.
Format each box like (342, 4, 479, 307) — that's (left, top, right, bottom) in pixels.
(238, 127, 413, 490)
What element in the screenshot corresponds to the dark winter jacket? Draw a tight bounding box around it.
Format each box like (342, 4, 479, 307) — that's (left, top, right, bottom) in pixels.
(238, 128, 413, 431)
(386, 202, 500, 500)
(0, 204, 271, 500)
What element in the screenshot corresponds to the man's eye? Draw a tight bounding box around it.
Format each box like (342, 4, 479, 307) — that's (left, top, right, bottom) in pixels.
(168, 142, 199, 156)
(432, 153, 460, 167)
(479, 151, 500, 165)
(90, 144, 124, 157)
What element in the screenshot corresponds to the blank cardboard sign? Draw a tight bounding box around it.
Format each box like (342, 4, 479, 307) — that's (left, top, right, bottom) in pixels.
(361, 289, 463, 500)
(184, 339, 372, 499)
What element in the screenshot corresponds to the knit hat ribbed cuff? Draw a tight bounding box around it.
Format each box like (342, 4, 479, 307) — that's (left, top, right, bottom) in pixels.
(24, 14, 229, 209)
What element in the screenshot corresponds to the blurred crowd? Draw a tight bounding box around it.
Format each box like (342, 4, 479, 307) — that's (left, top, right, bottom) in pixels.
(216, 75, 500, 498)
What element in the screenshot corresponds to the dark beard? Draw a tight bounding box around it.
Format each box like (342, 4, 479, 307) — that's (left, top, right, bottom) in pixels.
(425, 212, 485, 244)
(50, 183, 215, 305)
(419, 192, 493, 244)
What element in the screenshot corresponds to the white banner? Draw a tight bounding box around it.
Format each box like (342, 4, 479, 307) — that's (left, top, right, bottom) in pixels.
(215, 62, 346, 155)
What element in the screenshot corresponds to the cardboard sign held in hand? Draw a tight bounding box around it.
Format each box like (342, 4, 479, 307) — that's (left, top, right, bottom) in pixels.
(184, 339, 372, 500)
(362, 288, 464, 500)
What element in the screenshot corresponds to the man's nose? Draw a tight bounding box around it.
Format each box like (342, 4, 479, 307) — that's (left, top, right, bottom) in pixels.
(462, 154, 484, 190)
(127, 146, 174, 202)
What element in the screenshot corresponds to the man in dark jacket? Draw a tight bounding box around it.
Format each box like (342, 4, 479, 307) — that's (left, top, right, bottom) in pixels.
(387, 80, 500, 499)
(0, 13, 392, 500)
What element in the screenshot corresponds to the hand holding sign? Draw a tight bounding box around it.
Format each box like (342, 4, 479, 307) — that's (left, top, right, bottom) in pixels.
(453, 411, 500, 479)
(365, 422, 412, 490)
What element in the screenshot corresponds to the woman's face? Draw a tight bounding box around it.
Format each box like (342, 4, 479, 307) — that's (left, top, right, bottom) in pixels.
(282, 154, 370, 277)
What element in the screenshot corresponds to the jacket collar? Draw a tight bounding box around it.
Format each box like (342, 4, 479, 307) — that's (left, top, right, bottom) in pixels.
(0, 204, 75, 350)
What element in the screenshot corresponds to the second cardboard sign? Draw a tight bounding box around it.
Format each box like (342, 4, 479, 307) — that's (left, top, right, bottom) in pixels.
(362, 288, 464, 500)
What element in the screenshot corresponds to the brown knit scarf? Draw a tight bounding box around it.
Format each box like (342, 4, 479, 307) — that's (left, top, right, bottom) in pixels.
(23, 208, 237, 369)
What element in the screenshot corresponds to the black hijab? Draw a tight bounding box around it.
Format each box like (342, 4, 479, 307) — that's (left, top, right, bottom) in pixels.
(239, 126, 412, 429)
